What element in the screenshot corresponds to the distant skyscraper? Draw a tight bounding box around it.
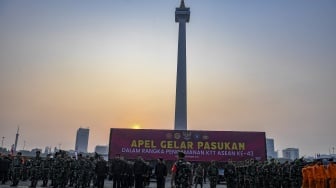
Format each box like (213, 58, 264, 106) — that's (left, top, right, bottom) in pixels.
(266, 138, 278, 159)
(282, 148, 299, 160)
(174, 0, 190, 130)
(75, 128, 89, 153)
(94, 145, 108, 155)
(95, 145, 109, 160)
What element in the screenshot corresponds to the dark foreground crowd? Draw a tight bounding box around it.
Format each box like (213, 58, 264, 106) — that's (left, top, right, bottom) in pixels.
(0, 150, 159, 188)
(219, 158, 305, 188)
(212, 158, 336, 188)
(0, 150, 335, 188)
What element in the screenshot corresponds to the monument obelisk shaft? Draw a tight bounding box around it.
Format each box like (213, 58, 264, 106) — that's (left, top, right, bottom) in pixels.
(174, 0, 190, 130)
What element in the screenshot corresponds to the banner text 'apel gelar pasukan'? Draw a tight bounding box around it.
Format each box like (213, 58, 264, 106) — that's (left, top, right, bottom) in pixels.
(109, 128, 266, 161)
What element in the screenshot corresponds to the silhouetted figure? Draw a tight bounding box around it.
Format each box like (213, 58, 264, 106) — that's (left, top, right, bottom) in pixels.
(155, 158, 167, 188)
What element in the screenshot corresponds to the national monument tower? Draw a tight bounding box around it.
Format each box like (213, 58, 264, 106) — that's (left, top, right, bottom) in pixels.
(174, 0, 190, 130)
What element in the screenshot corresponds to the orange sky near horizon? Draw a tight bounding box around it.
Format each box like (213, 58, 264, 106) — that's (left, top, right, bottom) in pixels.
(1, 0, 336, 157)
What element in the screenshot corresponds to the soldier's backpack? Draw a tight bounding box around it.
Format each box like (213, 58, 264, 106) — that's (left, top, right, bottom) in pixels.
(175, 160, 191, 186)
(133, 160, 145, 175)
(208, 165, 218, 176)
(195, 166, 203, 177)
(13, 158, 21, 167)
(112, 159, 123, 174)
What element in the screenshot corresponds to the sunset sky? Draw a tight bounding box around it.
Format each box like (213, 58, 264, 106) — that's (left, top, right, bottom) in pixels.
(1, 0, 335, 157)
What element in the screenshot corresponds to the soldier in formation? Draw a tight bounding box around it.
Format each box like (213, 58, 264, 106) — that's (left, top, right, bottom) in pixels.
(3, 150, 334, 188)
(29, 150, 42, 187)
(41, 153, 52, 187)
(95, 155, 108, 188)
(11, 152, 23, 186)
(171, 151, 192, 188)
(207, 161, 218, 188)
(0, 152, 163, 187)
(0, 153, 11, 185)
(193, 163, 204, 188)
(222, 158, 308, 188)
(109, 154, 124, 188)
(133, 155, 146, 188)
(155, 158, 168, 188)
(0, 151, 98, 187)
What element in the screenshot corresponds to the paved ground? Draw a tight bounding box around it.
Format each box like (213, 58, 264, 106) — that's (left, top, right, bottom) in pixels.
(0, 178, 227, 188)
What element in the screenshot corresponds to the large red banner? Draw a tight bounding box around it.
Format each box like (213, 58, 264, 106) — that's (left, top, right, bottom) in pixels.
(109, 128, 266, 162)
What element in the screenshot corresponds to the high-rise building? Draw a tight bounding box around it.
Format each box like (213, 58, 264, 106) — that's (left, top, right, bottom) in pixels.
(282, 148, 299, 160)
(94, 145, 108, 155)
(95, 145, 108, 160)
(174, 0, 190, 130)
(266, 138, 278, 159)
(75, 128, 89, 153)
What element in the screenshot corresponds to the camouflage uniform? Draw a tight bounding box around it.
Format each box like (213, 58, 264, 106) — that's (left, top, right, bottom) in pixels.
(52, 152, 66, 188)
(133, 156, 146, 188)
(62, 155, 71, 187)
(172, 154, 192, 188)
(290, 159, 304, 188)
(194, 164, 204, 188)
(87, 157, 96, 187)
(110, 156, 125, 188)
(83, 156, 92, 187)
(247, 161, 258, 188)
(75, 154, 86, 188)
(95, 156, 108, 188)
(125, 161, 134, 188)
(281, 161, 291, 188)
(49, 153, 57, 187)
(68, 157, 77, 187)
(21, 158, 30, 181)
(154, 158, 167, 188)
(225, 162, 236, 188)
(11, 152, 23, 186)
(41, 154, 52, 187)
(0, 155, 11, 184)
(207, 161, 218, 188)
(30, 151, 42, 187)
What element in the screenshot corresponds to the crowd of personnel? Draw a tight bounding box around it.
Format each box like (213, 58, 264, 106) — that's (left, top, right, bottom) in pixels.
(0, 150, 335, 188)
(0, 151, 156, 188)
(219, 158, 336, 188)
